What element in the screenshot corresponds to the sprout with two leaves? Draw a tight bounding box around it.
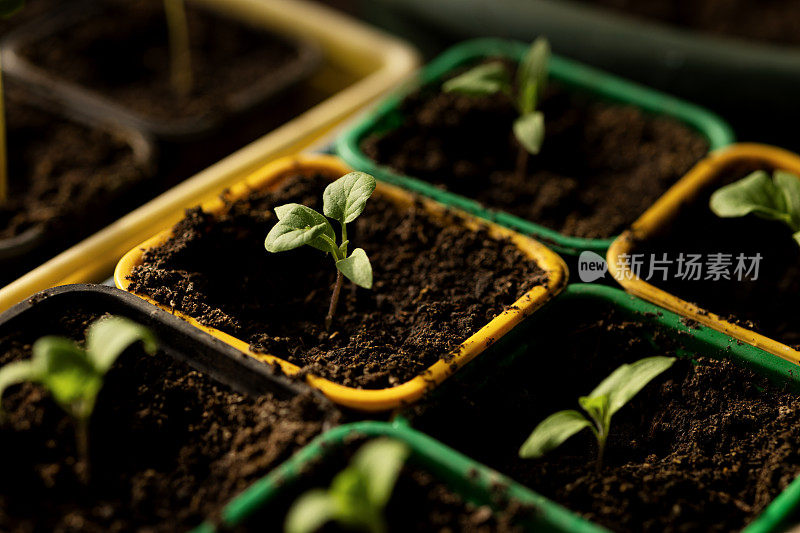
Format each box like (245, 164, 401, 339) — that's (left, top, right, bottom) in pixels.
(0, 316, 157, 481)
(710, 169, 800, 247)
(519, 356, 675, 471)
(443, 37, 550, 180)
(265, 172, 376, 330)
(285, 438, 411, 533)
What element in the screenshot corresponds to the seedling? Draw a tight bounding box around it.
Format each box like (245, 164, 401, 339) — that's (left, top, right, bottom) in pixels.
(0, 316, 157, 481)
(710, 169, 800, 247)
(519, 356, 675, 471)
(163, 0, 192, 97)
(0, 0, 24, 205)
(265, 172, 376, 330)
(284, 437, 411, 533)
(443, 37, 550, 180)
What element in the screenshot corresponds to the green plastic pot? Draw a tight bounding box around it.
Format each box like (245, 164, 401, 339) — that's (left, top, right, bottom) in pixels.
(404, 283, 800, 533)
(192, 420, 607, 533)
(336, 38, 735, 257)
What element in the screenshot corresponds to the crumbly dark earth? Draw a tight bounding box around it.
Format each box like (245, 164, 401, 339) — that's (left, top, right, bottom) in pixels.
(0, 307, 335, 532)
(0, 86, 149, 287)
(576, 0, 800, 46)
(236, 436, 532, 532)
(127, 172, 549, 389)
(20, 0, 302, 121)
(361, 65, 708, 239)
(637, 160, 800, 348)
(409, 300, 800, 532)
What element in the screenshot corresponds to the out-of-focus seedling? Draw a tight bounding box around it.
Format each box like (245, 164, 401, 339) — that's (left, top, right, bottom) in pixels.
(163, 0, 192, 97)
(0, 0, 24, 204)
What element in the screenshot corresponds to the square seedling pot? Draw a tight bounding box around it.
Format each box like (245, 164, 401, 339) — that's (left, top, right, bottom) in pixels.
(608, 143, 800, 366)
(192, 420, 605, 533)
(335, 38, 735, 257)
(0, 0, 418, 315)
(114, 154, 568, 412)
(1, 0, 322, 144)
(405, 283, 800, 533)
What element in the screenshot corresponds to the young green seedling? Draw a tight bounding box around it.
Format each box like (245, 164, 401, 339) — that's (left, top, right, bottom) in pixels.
(163, 0, 192, 97)
(519, 356, 675, 471)
(710, 169, 800, 247)
(284, 437, 411, 533)
(443, 37, 550, 180)
(265, 172, 376, 330)
(0, 0, 24, 205)
(0, 316, 157, 481)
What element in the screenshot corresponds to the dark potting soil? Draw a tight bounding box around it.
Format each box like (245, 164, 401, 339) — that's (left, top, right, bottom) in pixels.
(126, 171, 549, 389)
(636, 160, 800, 348)
(235, 436, 531, 532)
(0, 306, 334, 532)
(576, 0, 800, 47)
(20, 0, 302, 122)
(0, 87, 150, 286)
(360, 66, 708, 240)
(408, 299, 800, 532)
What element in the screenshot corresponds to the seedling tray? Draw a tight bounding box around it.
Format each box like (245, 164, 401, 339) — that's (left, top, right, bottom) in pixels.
(192, 420, 606, 533)
(1, 0, 322, 144)
(0, 0, 419, 313)
(114, 153, 568, 411)
(335, 38, 735, 257)
(406, 283, 800, 533)
(608, 143, 800, 366)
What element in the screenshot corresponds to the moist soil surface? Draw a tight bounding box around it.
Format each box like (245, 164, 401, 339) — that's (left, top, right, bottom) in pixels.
(0, 86, 149, 287)
(0, 305, 334, 532)
(408, 298, 800, 532)
(576, 0, 800, 47)
(20, 0, 303, 122)
(237, 436, 531, 532)
(636, 160, 800, 348)
(126, 171, 549, 389)
(360, 64, 708, 240)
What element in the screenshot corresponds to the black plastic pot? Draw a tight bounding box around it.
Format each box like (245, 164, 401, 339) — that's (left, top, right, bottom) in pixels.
(0, 284, 321, 399)
(1, 0, 323, 145)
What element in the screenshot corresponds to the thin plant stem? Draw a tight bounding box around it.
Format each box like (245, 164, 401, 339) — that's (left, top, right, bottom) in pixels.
(325, 271, 344, 331)
(515, 143, 529, 181)
(163, 0, 193, 98)
(0, 55, 8, 204)
(75, 417, 91, 484)
(595, 433, 606, 474)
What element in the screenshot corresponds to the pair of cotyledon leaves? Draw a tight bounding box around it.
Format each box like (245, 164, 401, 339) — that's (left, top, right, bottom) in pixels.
(265, 172, 376, 290)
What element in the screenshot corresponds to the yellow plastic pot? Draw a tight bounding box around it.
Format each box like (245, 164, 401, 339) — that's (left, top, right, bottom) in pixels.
(608, 143, 800, 365)
(115, 154, 568, 411)
(0, 0, 419, 313)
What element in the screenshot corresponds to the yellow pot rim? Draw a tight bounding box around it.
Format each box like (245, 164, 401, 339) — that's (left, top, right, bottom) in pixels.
(116, 154, 568, 411)
(608, 143, 800, 365)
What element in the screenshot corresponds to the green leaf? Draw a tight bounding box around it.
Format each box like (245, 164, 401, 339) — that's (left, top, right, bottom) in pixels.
(710, 170, 793, 225)
(265, 204, 336, 254)
(85, 316, 157, 373)
(578, 394, 609, 430)
(0, 0, 23, 17)
(517, 37, 550, 114)
(588, 356, 675, 417)
(32, 337, 101, 418)
(352, 438, 410, 509)
(513, 112, 545, 155)
(284, 489, 338, 533)
(519, 410, 592, 459)
(336, 248, 373, 289)
(323, 172, 377, 224)
(774, 170, 800, 229)
(442, 62, 511, 97)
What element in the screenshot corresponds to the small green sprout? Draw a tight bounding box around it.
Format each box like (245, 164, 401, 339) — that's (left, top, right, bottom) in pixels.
(443, 37, 550, 179)
(265, 172, 376, 330)
(163, 0, 192, 97)
(284, 438, 411, 533)
(519, 356, 675, 471)
(710, 169, 800, 247)
(0, 0, 23, 205)
(0, 316, 157, 480)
